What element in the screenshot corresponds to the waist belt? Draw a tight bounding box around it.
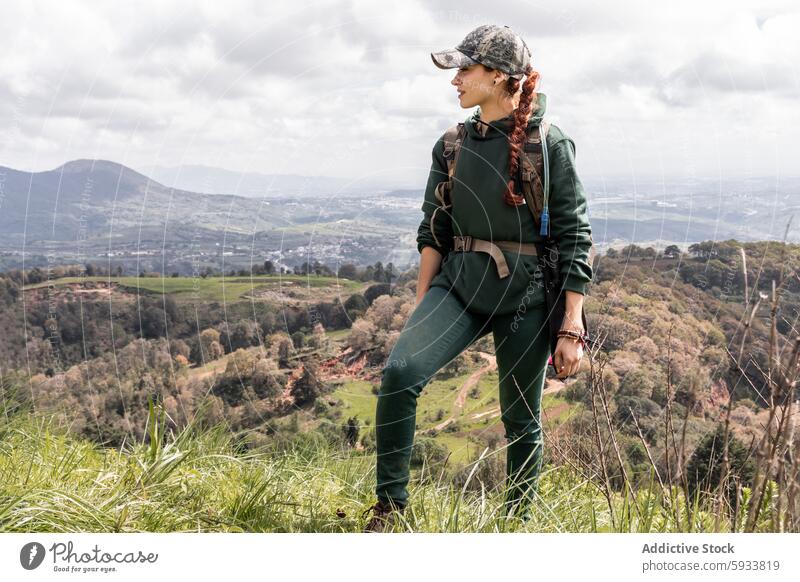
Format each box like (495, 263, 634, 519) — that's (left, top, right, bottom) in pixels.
(452, 235, 538, 279)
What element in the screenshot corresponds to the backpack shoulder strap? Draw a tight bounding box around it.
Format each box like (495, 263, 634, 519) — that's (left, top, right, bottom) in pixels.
(519, 119, 550, 233)
(443, 122, 466, 177)
(521, 120, 596, 264)
(435, 122, 466, 207)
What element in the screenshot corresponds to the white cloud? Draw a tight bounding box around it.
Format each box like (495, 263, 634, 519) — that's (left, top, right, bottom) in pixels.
(0, 0, 798, 184)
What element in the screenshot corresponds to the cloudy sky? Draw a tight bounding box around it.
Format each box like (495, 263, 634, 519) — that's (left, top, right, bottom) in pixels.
(1, 0, 798, 189)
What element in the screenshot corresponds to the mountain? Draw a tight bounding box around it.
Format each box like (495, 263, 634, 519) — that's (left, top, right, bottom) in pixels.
(0, 159, 162, 210)
(0, 159, 427, 274)
(0, 159, 282, 244)
(3, 158, 799, 275)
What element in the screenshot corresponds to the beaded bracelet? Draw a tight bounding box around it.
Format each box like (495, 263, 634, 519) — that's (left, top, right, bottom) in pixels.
(557, 328, 589, 349)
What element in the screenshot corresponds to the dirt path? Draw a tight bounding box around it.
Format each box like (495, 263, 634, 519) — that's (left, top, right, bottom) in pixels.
(433, 352, 497, 431)
(190, 354, 232, 381)
(466, 377, 567, 422)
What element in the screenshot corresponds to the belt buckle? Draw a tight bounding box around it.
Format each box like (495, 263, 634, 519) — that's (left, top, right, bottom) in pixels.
(455, 235, 472, 252)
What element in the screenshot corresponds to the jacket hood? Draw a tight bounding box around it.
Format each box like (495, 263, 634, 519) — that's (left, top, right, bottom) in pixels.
(465, 92, 547, 140)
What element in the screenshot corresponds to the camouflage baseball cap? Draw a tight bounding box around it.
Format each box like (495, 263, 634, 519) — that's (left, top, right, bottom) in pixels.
(431, 24, 532, 80)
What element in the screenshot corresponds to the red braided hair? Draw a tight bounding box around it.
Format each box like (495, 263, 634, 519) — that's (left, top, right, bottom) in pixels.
(502, 65, 540, 206)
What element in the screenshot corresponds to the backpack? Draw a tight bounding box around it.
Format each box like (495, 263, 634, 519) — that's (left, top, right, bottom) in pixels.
(433, 117, 596, 263)
(434, 118, 553, 237)
(431, 117, 596, 355)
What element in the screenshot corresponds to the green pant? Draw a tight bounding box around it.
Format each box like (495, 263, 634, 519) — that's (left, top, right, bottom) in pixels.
(374, 283, 551, 514)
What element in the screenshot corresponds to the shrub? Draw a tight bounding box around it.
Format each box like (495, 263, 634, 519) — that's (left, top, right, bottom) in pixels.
(410, 437, 449, 468)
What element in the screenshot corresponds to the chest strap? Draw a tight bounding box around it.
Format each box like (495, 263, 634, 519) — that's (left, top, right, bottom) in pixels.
(452, 235, 538, 279)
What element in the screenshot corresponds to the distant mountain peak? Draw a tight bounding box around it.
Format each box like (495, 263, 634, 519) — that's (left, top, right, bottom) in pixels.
(53, 158, 151, 180)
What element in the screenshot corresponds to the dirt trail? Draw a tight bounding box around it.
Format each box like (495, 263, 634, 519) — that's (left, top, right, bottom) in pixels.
(189, 353, 233, 381)
(466, 377, 567, 423)
(433, 352, 497, 431)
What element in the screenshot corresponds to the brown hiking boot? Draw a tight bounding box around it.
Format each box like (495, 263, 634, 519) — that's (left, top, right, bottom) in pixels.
(361, 499, 405, 533)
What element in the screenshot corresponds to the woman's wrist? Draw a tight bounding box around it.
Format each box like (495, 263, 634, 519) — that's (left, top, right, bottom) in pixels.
(560, 312, 584, 332)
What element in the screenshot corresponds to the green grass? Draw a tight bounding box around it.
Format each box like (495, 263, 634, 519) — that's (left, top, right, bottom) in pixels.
(324, 328, 352, 342)
(431, 433, 480, 464)
(333, 379, 378, 423)
(331, 368, 579, 468)
(0, 395, 779, 533)
(334, 372, 492, 460)
(23, 275, 363, 303)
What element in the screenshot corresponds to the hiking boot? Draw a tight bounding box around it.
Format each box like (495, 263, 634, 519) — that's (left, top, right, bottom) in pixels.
(361, 499, 405, 533)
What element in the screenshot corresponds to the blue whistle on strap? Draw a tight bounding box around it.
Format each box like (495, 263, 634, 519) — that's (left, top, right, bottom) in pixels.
(539, 209, 550, 237)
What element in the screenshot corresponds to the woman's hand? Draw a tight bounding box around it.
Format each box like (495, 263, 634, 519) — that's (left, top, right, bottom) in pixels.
(553, 336, 583, 379)
(416, 247, 443, 306)
(553, 302, 585, 379)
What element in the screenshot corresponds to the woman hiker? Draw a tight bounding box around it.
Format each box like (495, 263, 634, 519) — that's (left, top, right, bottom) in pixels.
(362, 24, 594, 532)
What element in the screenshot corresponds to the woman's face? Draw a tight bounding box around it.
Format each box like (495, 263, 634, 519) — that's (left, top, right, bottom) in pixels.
(451, 63, 501, 108)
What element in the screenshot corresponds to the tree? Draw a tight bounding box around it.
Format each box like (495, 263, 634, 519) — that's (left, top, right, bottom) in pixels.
(0, 277, 20, 306)
(688, 242, 716, 260)
(371, 261, 385, 283)
(169, 339, 191, 360)
(337, 263, 358, 280)
(346, 319, 377, 353)
(291, 331, 305, 349)
(384, 262, 396, 285)
(364, 283, 391, 305)
(252, 359, 284, 400)
(277, 338, 293, 368)
(617, 367, 657, 399)
(140, 305, 167, 338)
(27, 267, 45, 285)
(290, 363, 324, 406)
(229, 320, 259, 351)
(686, 424, 756, 502)
(200, 328, 223, 361)
(613, 395, 660, 426)
(344, 294, 369, 318)
(344, 416, 360, 447)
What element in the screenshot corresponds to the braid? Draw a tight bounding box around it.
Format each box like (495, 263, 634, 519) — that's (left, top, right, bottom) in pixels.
(503, 65, 540, 206)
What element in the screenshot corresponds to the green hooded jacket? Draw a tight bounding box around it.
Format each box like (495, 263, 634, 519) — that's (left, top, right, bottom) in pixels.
(416, 92, 593, 315)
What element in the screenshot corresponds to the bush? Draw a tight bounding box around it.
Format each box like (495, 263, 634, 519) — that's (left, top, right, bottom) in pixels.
(440, 352, 470, 379)
(410, 437, 449, 468)
(443, 420, 461, 433)
(314, 419, 348, 448)
(313, 398, 331, 417)
(359, 428, 376, 452)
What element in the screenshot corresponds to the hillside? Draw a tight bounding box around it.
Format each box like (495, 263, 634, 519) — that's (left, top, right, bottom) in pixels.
(1, 238, 798, 531)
